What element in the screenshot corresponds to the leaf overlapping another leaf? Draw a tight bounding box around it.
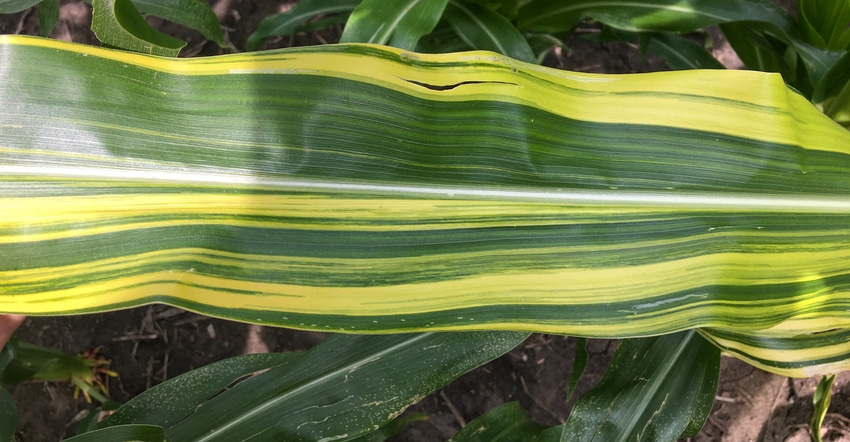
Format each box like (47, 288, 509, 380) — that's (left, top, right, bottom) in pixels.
(2, 37, 850, 376)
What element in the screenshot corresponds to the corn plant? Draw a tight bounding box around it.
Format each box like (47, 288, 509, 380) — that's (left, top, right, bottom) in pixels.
(1, 0, 850, 441)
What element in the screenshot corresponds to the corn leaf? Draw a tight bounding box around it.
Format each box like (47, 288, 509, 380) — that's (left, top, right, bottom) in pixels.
(97, 332, 527, 441)
(0, 388, 14, 442)
(131, 0, 225, 47)
(443, 0, 535, 63)
(340, 0, 448, 50)
(0, 0, 41, 14)
(448, 402, 551, 441)
(63, 424, 166, 442)
(561, 331, 719, 441)
(91, 0, 186, 56)
(35, 0, 58, 37)
(811, 373, 836, 442)
(3, 36, 850, 377)
(517, 0, 792, 34)
(798, 0, 850, 51)
(246, 0, 361, 51)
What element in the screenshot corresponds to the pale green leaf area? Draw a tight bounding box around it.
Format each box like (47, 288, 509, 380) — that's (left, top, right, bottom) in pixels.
(92, 0, 185, 56)
(561, 331, 720, 442)
(96, 332, 526, 441)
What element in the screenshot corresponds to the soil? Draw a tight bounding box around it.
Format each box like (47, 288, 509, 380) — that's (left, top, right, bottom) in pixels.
(3, 1, 850, 441)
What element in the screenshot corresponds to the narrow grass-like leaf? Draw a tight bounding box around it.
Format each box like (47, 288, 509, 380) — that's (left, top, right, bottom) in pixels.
(566, 338, 588, 402)
(811, 374, 836, 442)
(246, 0, 361, 51)
(561, 331, 720, 442)
(91, 0, 185, 56)
(448, 402, 550, 441)
(444, 0, 535, 63)
(132, 0, 225, 47)
(4, 37, 850, 377)
(63, 424, 165, 442)
(36, 0, 58, 37)
(340, 0, 448, 50)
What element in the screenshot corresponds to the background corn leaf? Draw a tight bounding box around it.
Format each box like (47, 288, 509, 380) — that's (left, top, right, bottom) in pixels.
(91, 0, 185, 56)
(443, 0, 535, 63)
(35, 0, 58, 37)
(0, 0, 41, 14)
(812, 374, 836, 442)
(640, 32, 724, 70)
(98, 332, 527, 441)
(517, 0, 792, 34)
(98, 352, 295, 429)
(131, 0, 225, 47)
(3, 37, 850, 377)
(340, 0, 448, 50)
(246, 0, 361, 51)
(447, 402, 551, 441)
(63, 424, 165, 442)
(561, 331, 720, 441)
(0, 388, 14, 442)
(798, 0, 850, 50)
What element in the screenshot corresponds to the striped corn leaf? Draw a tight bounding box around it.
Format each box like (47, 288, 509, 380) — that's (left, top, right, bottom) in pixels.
(2, 35, 850, 377)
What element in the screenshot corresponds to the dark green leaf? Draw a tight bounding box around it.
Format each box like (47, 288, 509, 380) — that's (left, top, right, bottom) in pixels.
(0, 340, 15, 375)
(99, 352, 294, 428)
(63, 424, 165, 442)
(131, 0, 224, 47)
(165, 332, 526, 441)
(444, 0, 535, 63)
(719, 21, 785, 73)
(449, 402, 550, 442)
(0, 0, 41, 14)
(813, 50, 850, 104)
(812, 374, 836, 442)
(798, 0, 850, 50)
(340, 0, 449, 50)
(36, 0, 58, 37)
(644, 32, 724, 70)
(562, 331, 720, 442)
(416, 22, 472, 53)
(518, 0, 792, 34)
(246, 0, 361, 51)
(91, 0, 186, 56)
(75, 408, 102, 436)
(347, 413, 428, 442)
(0, 388, 15, 442)
(566, 337, 587, 402)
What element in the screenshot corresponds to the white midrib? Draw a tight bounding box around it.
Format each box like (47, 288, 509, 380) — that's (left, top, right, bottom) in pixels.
(8, 165, 850, 213)
(193, 333, 432, 442)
